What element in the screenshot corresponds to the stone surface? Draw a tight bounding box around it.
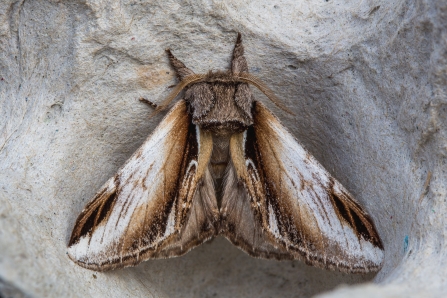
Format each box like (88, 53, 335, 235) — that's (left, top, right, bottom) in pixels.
(1, 0, 446, 297)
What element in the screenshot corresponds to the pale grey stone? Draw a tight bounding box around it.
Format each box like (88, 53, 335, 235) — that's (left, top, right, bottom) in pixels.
(1, 0, 446, 297)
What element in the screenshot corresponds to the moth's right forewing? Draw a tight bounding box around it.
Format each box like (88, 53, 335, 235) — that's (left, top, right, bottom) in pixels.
(226, 102, 384, 273)
(68, 100, 217, 271)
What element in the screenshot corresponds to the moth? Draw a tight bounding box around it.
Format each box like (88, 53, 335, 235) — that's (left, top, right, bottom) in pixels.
(68, 33, 384, 273)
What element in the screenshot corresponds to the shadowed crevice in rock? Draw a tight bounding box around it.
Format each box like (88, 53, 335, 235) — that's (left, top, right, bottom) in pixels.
(0, 277, 31, 298)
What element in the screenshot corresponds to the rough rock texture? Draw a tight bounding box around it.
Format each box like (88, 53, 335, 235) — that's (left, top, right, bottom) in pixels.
(1, 0, 446, 297)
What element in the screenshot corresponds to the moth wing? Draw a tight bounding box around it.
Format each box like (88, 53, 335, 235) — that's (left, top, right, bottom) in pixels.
(223, 101, 384, 273)
(68, 100, 218, 271)
(220, 162, 295, 259)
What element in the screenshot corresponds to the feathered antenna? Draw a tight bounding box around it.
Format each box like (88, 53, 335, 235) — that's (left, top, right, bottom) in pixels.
(235, 72, 295, 115)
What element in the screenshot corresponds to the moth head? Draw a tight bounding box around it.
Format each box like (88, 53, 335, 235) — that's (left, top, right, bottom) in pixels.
(154, 33, 293, 116)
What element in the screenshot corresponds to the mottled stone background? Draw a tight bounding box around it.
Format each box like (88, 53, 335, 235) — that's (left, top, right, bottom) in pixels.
(1, 0, 446, 297)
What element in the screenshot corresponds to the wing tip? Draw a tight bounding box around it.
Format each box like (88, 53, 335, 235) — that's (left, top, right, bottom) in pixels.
(67, 244, 124, 272)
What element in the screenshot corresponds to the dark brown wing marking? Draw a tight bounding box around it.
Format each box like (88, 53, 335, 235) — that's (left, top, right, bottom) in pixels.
(327, 180, 383, 249)
(70, 185, 117, 245)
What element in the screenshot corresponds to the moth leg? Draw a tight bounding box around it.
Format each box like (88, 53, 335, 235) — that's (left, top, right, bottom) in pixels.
(139, 97, 158, 109)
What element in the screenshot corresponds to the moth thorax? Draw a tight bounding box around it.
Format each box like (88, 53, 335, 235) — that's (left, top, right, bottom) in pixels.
(187, 77, 254, 134)
(198, 121, 249, 135)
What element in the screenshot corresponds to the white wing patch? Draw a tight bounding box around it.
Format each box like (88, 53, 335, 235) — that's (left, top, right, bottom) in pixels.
(268, 203, 282, 241)
(164, 203, 176, 238)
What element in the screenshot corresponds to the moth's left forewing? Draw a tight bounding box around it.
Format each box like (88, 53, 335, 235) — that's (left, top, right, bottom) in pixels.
(68, 100, 218, 271)
(228, 102, 384, 273)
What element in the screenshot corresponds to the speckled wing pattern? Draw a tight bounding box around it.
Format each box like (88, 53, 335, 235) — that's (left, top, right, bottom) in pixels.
(68, 100, 218, 271)
(224, 101, 384, 273)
